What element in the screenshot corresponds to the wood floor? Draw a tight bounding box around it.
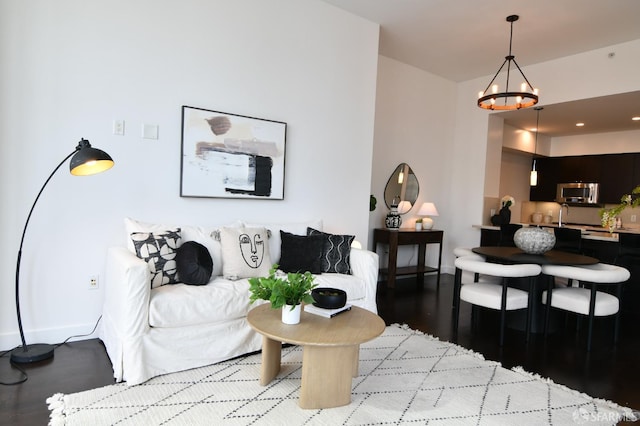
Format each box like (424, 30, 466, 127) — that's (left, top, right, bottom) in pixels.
(1, 273, 639, 425)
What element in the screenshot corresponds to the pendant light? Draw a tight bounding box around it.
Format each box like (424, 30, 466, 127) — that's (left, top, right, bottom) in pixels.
(530, 106, 543, 186)
(478, 15, 539, 111)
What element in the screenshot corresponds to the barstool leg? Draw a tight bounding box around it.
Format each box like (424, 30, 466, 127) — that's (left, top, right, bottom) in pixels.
(586, 285, 598, 352)
(544, 275, 553, 338)
(499, 278, 508, 346)
(452, 268, 462, 336)
(614, 283, 623, 344)
(525, 277, 535, 343)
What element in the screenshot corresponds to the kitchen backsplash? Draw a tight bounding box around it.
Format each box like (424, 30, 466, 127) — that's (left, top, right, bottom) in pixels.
(521, 201, 640, 230)
(482, 197, 640, 229)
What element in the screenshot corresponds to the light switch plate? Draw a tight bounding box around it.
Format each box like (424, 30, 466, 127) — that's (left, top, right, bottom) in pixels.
(113, 120, 125, 136)
(142, 124, 159, 140)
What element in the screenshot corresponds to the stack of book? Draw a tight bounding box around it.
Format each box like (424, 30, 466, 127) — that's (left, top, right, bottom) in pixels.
(304, 303, 352, 318)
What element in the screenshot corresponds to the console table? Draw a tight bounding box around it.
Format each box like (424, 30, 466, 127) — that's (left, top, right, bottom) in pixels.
(373, 228, 443, 288)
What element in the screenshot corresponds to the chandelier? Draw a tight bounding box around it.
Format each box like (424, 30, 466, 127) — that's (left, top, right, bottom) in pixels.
(478, 15, 539, 111)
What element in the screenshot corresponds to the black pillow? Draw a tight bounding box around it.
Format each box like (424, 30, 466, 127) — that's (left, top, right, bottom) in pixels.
(307, 227, 355, 274)
(176, 241, 213, 285)
(278, 231, 323, 274)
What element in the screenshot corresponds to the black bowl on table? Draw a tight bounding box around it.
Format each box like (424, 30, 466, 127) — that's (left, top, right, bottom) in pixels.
(311, 287, 347, 309)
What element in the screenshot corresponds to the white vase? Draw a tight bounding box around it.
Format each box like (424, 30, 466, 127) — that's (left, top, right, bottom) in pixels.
(281, 304, 301, 324)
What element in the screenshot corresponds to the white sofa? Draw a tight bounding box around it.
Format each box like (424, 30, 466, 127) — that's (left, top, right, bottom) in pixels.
(99, 218, 379, 386)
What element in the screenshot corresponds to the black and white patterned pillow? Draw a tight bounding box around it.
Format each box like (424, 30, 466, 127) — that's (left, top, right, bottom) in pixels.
(307, 227, 355, 274)
(131, 229, 182, 288)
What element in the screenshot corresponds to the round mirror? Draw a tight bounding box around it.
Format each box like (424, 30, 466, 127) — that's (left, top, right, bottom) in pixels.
(384, 163, 419, 214)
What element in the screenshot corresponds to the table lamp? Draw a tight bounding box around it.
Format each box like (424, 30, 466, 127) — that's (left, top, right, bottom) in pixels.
(418, 202, 439, 230)
(11, 138, 114, 363)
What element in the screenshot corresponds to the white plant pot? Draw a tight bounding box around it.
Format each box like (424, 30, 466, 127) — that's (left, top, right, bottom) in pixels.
(415, 223, 422, 231)
(281, 304, 301, 325)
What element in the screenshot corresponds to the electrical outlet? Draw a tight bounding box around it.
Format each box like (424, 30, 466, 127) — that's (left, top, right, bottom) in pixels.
(89, 275, 99, 290)
(632, 215, 637, 223)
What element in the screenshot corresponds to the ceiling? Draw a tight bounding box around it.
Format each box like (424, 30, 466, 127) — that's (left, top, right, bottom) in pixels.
(320, 0, 640, 137)
(495, 91, 640, 137)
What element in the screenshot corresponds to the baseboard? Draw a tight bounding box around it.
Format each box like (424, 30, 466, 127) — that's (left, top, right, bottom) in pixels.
(0, 319, 101, 351)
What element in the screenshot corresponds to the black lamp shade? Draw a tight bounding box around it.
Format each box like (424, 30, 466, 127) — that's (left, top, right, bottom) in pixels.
(69, 139, 114, 176)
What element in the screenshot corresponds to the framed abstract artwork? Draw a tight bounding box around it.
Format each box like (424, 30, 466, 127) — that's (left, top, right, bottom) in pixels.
(180, 105, 287, 199)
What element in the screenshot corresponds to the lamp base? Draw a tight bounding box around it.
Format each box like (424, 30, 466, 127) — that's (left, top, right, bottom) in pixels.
(423, 217, 434, 230)
(10, 343, 55, 363)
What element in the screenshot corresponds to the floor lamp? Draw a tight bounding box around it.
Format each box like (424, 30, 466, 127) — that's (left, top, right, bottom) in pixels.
(10, 138, 114, 363)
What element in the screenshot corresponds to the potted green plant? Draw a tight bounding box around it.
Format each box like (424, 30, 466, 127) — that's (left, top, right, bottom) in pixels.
(600, 185, 640, 233)
(248, 264, 317, 324)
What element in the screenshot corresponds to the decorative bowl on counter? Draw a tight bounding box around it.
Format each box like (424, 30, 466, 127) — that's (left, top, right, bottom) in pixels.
(531, 212, 543, 224)
(514, 226, 556, 254)
(311, 287, 347, 309)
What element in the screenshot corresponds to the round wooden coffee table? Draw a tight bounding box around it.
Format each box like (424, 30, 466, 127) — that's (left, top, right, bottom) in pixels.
(247, 303, 385, 409)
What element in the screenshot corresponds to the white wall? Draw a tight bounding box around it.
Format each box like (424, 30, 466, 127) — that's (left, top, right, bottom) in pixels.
(503, 124, 552, 157)
(0, 0, 379, 348)
(498, 150, 532, 221)
(551, 129, 640, 156)
(369, 56, 456, 267)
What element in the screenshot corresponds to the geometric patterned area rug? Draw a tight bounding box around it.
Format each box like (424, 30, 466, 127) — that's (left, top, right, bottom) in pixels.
(48, 324, 637, 426)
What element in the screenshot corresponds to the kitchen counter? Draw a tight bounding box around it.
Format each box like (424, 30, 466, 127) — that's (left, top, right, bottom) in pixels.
(473, 224, 622, 242)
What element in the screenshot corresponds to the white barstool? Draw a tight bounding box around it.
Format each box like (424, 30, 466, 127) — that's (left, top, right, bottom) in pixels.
(541, 263, 630, 351)
(453, 248, 501, 284)
(453, 256, 542, 346)
(453, 247, 477, 258)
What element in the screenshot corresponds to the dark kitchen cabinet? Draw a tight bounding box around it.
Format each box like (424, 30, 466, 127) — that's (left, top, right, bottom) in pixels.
(599, 154, 634, 204)
(555, 156, 602, 183)
(529, 153, 639, 203)
(632, 153, 640, 189)
(529, 157, 558, 201)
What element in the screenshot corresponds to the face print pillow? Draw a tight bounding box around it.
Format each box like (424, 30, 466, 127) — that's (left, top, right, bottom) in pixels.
(239, 231, 266, 269)
(219, 226, 271, 280)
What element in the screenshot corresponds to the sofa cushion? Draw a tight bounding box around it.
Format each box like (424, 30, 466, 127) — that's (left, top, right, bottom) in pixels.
(176, 241, 213, 285)
(148, 278, 254, 328)
(307, 227, 355, 274)
(148, 273, 366, 328)
(219, 226, 272, 280)
(130, 229, 181, 288)
(278, 231, 323, 274)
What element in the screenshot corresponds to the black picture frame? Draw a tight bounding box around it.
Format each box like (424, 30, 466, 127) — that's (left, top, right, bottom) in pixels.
(180, 105, 286, 199)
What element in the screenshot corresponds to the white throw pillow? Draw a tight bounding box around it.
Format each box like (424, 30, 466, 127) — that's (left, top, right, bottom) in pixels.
(218, 226, 272, 280)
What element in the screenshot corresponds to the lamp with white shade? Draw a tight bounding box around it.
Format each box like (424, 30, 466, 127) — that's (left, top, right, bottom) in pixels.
(417, 202, 439, 230)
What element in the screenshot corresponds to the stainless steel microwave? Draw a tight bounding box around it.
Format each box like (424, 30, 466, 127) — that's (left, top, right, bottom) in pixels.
(556, 182, 600, 205)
